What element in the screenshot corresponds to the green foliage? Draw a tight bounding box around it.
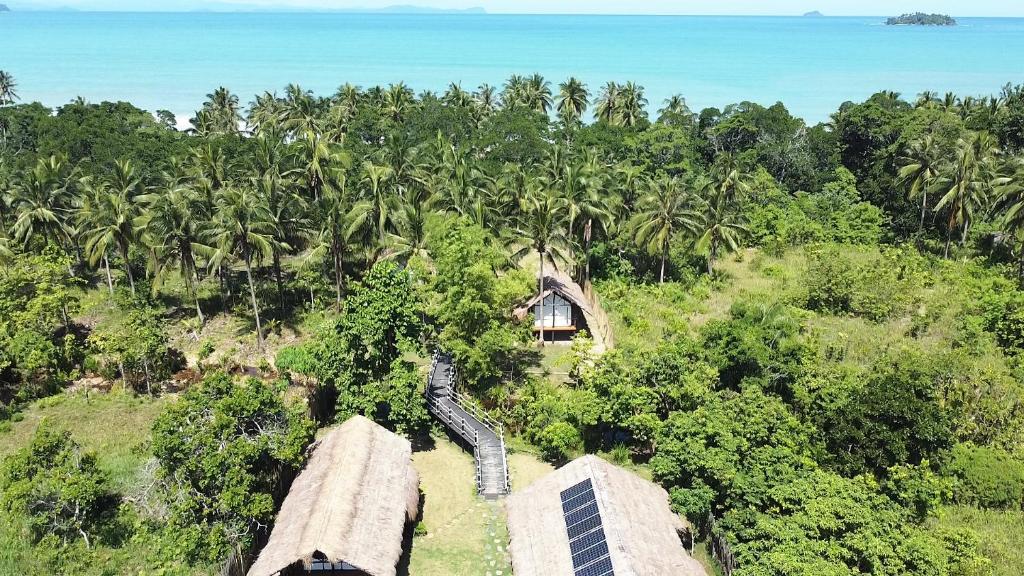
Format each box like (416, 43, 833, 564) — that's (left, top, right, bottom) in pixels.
(87, 295, 177, 394)
(537, 421, 583, 462)
(803, 244, 922, 321)
(290, 261, 429, 432)
(428, 220, 531, 390)
(818, 348, 953, 475)
(150, 372, 314, 563)
(0, 421, 116, 547)
(0, 251, 83, 414)
(944, 444, 1024, 510)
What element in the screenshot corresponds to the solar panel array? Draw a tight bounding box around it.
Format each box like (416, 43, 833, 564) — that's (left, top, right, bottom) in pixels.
(560, 479, 614, 576)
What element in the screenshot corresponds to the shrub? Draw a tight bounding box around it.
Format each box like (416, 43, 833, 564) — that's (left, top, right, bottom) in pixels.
(537, 421, 582, 462)
(803, 245, 920, 321)
(944, 444, 1024, 509)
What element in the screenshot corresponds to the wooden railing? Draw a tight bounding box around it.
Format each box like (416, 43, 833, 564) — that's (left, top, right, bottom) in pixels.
(706, 513, 738, 575)
(426, 351, 510, 495)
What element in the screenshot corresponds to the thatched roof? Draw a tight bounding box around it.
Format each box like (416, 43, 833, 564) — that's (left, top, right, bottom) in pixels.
(247, 416, 419, 576)
(505, 455, 706, 576)
(513, 270, 612, 353)
(513, 270, 594, 322)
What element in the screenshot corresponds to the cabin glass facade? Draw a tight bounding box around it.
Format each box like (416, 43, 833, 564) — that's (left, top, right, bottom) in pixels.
(535, 292, 573, 329)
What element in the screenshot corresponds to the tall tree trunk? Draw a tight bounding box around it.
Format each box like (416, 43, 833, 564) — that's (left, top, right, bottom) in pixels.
(583, 219, 593, 285)
(919, 192, 928, 233)
(538, 250, 545, 347)
(243, 255, 265, 349)
(333, 239, 344, 307)
(707, 238, 717, 276)
(659, 245, 667, 284)
(944, 226, 953, 259)
(194, 288, 205, 325)
(103, 255, 114, 295)
(121, 245, 135, 296)
(273, 251, 285, 314)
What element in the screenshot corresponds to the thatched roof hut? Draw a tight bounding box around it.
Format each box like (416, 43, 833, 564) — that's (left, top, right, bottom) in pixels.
(506, 455, 706, 576)
(513, 270, 610, 352)
(247, 415, 419, 576)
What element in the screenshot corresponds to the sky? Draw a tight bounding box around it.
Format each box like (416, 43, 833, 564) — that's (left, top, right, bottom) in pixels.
(8, 0, 1024, 16)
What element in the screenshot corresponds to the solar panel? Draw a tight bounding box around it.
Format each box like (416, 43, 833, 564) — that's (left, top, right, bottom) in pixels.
(560, 479, 594, 502)
(559, 479, 615, 576)
(576, 556, 615, 576)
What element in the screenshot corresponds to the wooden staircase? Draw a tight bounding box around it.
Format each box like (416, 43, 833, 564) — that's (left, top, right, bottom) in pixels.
(425, 351, 510, 498)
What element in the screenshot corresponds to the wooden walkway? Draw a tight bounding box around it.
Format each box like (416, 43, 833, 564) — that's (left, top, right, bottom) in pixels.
(426, 352, 510, 499)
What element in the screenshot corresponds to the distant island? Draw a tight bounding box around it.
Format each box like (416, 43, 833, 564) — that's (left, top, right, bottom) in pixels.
(0, 4, 11, 12)
(803, 11, 825, 17)
(886, 13, 957, 26)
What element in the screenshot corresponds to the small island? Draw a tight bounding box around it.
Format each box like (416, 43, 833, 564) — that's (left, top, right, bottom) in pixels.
(886, 13, 957, 26)
(0, 4, 11, 12)
(803, 11, 825, 18)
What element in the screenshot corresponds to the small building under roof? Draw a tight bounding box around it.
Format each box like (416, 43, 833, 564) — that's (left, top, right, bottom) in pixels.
(506, 455, 707, 576)
(247, 415, 419, 576)
(513, 270, 609, 352)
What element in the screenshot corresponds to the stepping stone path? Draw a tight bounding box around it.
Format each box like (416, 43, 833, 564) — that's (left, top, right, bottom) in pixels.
(482, 500, 511, 576)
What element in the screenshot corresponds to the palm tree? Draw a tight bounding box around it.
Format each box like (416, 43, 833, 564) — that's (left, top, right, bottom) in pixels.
(247, 91, 283, 135)
(658, 95, 693, 126)
(78, 165, 142, 295)
(474, 84, 498, 117)
(932, 132, 998, 258)
(696, 183, 748, 275)
(898, 134, 942, 232)
(292, 130, 349, 202)
(136, 183, 210, 323)
(630, 175, 700, 283)
(557, 78, 589, 126)
(360, 161, 396, 246)
(382, 82, 414, 123)
(915, 91, 939, 109)
(10, 155, 76, 252)
(307, 175, 371, 306)
(617, 82, 648, 127)
(708, 153, 753, 205)
(207, 187, 275, 349)
(257, 170, 305, 313)
(594, 82, 620, 124)
(195, 87, 242, 135)
(514, 185, 571, 346)
(996, 157, 1024, 286)
(281, 83, 321, 136)
(0, 71, 18, 106)
(502, 74, 528, 110)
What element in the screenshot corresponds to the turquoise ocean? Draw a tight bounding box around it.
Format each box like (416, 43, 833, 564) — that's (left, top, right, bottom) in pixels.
(1, 12, 1023, 125)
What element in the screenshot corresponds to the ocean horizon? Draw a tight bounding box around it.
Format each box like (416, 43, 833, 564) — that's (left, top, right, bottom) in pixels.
(2, 11, 1023, 126)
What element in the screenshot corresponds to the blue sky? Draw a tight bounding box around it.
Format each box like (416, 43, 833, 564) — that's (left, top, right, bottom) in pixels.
(11, 0, 1024, 16)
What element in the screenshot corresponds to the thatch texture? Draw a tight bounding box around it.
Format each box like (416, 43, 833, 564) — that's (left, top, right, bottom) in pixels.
(506, 455, 706, 576)
(513, 270, 610, 353)
(247, 415, 419, 576)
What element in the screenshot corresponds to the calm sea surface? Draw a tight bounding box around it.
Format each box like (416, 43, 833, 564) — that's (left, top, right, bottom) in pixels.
(2, 12, 1023, 124)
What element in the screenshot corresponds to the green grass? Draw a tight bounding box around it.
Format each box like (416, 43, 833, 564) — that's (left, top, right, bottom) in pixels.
(406, 436, 515, 576)
(931, 506, 1024, 576)
(0, 391, 173, 491)
(0, 391, 211, 576)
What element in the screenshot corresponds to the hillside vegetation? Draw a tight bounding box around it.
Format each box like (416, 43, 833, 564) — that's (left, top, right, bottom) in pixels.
(2, 69, 1024, 575)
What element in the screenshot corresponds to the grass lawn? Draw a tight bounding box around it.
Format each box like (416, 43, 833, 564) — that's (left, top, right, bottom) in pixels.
(406, 436, 514, 576)
(0, 390, 173, 491)
(931, 506, 1024, 576)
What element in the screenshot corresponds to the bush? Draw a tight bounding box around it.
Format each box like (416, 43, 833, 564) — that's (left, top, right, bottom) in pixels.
(537, 421, 582, 462)
(803, 245, 921, 321)
(944, 444, 1024, 509)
